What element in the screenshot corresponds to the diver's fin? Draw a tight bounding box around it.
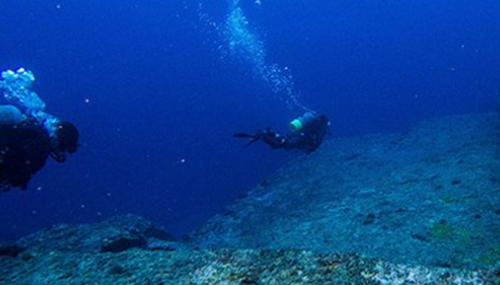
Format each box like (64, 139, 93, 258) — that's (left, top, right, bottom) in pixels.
(233, 131, 263, 146)
(233, 132, 254, 138)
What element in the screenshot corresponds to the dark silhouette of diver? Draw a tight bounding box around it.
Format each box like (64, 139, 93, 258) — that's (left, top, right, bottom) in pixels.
(234, 112, 330, 154)
(0, 107, 79, 191)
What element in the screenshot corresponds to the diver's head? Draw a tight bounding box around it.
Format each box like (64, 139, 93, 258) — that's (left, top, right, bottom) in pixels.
(55, 121, 79, 154)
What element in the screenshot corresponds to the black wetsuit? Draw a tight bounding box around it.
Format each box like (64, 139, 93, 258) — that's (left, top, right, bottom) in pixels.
(0, 122, 52, 190)
(235, 113, 330, 154)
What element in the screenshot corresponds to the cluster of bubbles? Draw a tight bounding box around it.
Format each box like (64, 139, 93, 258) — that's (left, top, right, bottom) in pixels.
(225, 5, 266, 74)
(260, 64, 306, 110)
(0, 68, 60, 136)
(199, 0, 309, 111)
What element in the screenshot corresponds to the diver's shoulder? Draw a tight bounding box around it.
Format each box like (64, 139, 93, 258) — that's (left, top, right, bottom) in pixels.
(0, 121, 50, 142)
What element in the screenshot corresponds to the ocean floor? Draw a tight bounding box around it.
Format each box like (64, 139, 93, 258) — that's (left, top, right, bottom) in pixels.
(0, 215, 498, 285)
(193, 113, 500, 270)
(0, 113, 499, 284)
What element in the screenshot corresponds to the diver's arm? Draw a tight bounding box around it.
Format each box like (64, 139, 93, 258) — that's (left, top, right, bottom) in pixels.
(260, 130, 287, 149)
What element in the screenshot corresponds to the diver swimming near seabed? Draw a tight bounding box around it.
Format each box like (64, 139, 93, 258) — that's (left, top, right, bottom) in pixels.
(223, 1, 329, 154)
(0, 68, 80, 191)
(234, 112, 330, 154)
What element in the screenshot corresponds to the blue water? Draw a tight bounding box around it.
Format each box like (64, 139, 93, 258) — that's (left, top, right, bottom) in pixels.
(0, 0, 498, 240)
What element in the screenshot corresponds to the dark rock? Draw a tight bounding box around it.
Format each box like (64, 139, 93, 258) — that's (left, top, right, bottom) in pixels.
(19, 252, 34, 261)
(411, 232, 430, 242)
(109, 265, 126, 275)
(241, 278, 258, 285)
(441, 272, 451, 279)
(434, 261, 452, 268)
(100, 235, 147, 253)
(451, 180, 461, 185)
(144, 226, 174, 241)
(0, 244, 25, 257)
(362, 213, 376, 225)
(17, 214, 175, 254)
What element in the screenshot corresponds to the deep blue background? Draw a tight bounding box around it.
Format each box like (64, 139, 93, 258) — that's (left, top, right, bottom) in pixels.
(0, 0, 498, 241)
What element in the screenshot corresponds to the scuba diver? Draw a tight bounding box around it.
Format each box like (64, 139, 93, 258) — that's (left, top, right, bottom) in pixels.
(0, 105, 80, 191)
(234, 112, 330, 154)
(0, 68, 80, 191)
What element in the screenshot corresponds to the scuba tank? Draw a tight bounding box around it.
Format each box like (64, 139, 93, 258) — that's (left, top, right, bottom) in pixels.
(0, 105, 25, 125)
(289, 112, 315, 132)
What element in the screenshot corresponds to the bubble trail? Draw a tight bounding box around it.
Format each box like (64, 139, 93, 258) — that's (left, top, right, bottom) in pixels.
(222, 0, 311, 111)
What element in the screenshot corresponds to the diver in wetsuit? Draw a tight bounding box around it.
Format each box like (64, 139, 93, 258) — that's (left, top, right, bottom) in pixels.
(0, 105, 79, 191)
(234, 112, 330, 154)
(0, 68, 79, 191)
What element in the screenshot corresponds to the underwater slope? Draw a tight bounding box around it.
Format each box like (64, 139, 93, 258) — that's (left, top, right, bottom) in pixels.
(0, 114, 498, 284)
(0, 215, 496, 284)
(192, 113, 500, 270)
